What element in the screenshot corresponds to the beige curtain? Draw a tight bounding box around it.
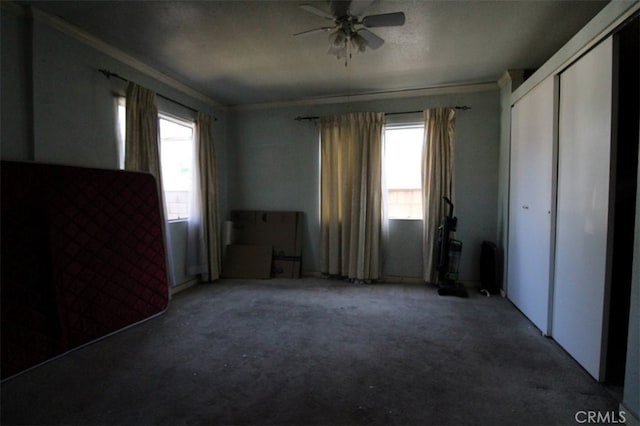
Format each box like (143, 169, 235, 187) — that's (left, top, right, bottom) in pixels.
(422, 108, 456, 283)
(195, 112, 220, 282)
(320, 112, 384, 280)
(124, 82, 174, 286)
(125, 83, 161, 180)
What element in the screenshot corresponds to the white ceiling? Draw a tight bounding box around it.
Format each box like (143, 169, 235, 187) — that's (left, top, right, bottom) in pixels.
(24, 0, 609, 106)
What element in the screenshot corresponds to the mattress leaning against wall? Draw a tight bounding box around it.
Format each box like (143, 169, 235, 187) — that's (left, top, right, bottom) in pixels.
(0, 161, 170, 380)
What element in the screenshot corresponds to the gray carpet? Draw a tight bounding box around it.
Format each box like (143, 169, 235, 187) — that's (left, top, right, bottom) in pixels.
(0, 278, 619, 425)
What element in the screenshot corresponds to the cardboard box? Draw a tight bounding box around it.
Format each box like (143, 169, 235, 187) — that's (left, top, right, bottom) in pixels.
(256, 211, 302, 256)
(222, 244, 273, 279)
(273, 256, 302, 279)
(230, 210, 303, 278)
(229, 210, 256, 243)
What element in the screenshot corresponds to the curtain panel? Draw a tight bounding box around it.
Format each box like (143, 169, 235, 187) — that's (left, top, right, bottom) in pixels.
(422, 107, 457, 283)
(320, 112, 384, 280)
(190, 112, 221, 282)
(124, 82, 175, 286)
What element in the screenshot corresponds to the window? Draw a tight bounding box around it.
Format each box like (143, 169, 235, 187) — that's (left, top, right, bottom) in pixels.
(116, 97, 126, 170)
(159, 115, 195, 221)
(117, 100, 195, 221)
(384, 124, 424, 219)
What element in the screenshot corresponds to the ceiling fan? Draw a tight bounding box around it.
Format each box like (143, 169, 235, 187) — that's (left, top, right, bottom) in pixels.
(294, 0, 405, 61)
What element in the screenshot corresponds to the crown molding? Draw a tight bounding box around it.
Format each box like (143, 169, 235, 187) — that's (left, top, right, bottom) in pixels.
(497, 71, 512, 89)
(232, 81, 498, 111)
(28, 5, 225, 110)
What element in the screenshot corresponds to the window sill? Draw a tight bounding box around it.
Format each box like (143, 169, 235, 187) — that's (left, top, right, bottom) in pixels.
(168, 218, 189, 224)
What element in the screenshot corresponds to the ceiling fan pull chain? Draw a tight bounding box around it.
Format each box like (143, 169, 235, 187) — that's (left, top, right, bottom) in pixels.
(346, 38, 351, 67)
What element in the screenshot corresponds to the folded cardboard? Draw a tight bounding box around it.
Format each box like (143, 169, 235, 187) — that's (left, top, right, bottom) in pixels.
(230, 210, 303, 278)
(273, 256, 302, 279)
(222, 244, 272, 279)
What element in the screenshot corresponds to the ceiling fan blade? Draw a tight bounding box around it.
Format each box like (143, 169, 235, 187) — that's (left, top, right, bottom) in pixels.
(362, 12, 405, 27)
(348, 0, 376, 17)
(293, 26, 336, 37)
(357, 29, 384, 49)
(330, 0, 351, 17)
(299, 4, 334, 20)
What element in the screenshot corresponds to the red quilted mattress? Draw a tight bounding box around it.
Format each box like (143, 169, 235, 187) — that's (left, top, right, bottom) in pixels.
(1, 161, 169, 379)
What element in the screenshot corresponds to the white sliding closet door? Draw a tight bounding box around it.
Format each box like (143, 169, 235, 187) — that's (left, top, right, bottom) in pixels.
(553, 37, 613, 381)
(508, 77, 556, 334)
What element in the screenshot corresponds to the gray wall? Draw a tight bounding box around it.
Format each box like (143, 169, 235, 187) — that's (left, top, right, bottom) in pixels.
(1, 6, 229, 286)
(228, 89, 500, 281)
(497, 77, 511, 293)
(1, 5, 31, 160)
(497, 71, 525, 293)
(624, 133, 640, 420)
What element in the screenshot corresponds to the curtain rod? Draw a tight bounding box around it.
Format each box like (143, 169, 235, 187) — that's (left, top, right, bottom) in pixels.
(294, 106, 471, 121)
(99, 69, 217, 121)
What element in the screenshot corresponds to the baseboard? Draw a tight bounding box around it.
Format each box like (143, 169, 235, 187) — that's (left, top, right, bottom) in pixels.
(300, 272, 482, 289)
(170, 278, 200, 296)
(301, 272, 425, 284)
(381, 275, 424, 284)
(460, 280, 481, 289)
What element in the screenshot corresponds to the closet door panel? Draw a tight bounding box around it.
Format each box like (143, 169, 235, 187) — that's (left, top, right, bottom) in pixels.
(553, 37, 613, 381)
(508, 76, 555, 334)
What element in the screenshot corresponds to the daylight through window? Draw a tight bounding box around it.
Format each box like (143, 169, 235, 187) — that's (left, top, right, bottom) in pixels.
(159, 115, 195, 221)
(385, 124, 424, 219)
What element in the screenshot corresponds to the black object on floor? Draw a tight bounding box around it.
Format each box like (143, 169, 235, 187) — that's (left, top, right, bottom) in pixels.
(437, 282, 468, 298)
(480, 240, 500, 295)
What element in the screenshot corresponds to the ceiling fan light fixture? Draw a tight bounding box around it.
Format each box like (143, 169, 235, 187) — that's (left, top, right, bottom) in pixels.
(297, 1, 405, 62)
(327, 30, 349, 58)
(329, 29, 347, 48)
(351, 34, 368, 53)
(327, 43, 348, 59)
